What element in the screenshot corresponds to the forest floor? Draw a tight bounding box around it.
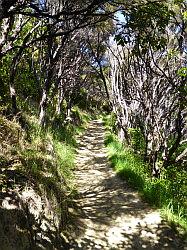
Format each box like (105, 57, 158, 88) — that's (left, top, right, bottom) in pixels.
(68, 119, 186, 250)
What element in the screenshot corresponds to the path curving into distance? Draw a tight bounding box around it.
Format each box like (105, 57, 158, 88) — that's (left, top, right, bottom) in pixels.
(68, 120, 186, 250)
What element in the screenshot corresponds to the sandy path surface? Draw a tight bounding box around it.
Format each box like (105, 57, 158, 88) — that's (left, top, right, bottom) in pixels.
(69, 120, 186, 250)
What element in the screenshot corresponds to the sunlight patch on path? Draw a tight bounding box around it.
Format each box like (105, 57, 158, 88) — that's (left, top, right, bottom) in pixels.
(70, 120, 185, 250)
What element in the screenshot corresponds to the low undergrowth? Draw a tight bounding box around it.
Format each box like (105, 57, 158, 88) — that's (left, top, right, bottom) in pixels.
(0, 107, 91, 249)
(104, 128, 187, 236)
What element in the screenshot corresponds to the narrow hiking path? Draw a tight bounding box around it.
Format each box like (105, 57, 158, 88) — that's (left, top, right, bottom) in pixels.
(69, 120, 185, 250)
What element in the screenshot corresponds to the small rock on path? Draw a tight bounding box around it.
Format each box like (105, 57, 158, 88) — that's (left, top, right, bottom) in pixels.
(69, 120, 186, 250)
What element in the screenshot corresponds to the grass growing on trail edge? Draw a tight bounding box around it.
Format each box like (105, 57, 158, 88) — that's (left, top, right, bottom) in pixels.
(0, 107, 91, 228)
(0, 107, 94, 249)
(20, 107, 92, 196)
(104, 131, 187, 235)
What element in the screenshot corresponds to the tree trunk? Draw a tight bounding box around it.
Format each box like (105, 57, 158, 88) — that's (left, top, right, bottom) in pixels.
(9, 84, 17, 115)
(39, 89, 47, 126)
(56, 83, 64, 115)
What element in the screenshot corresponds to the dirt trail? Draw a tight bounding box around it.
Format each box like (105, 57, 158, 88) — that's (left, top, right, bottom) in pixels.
(69, 120, 186, 250)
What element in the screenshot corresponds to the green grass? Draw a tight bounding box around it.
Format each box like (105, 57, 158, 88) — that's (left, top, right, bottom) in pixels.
(0, 106, 91, 228)
(51, 106, 93, 146)
(105, 132, 149, 190)
(21, 106, 91, 188)
(105, 130, 187, 234)
(54, 140, 75, 179)
(19, 119, 76, 208)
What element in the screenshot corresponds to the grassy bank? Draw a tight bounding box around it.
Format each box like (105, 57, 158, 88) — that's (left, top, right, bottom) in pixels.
(0, 106, 91, 249)
(19, 106, 91, 199)
(103, 116, 187, 235)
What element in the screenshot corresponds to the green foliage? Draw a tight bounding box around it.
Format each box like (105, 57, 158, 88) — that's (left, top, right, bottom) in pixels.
(164, 166, 187, 206)
(162, 200, 187, 233)
(54, 141, 75, 179)
(52, 123, 77, 146)
(105, 132, 149, 189)
(0, 56, 12, 105)
(129, 3, 171, 32)
(116, 2, 172, 53)
(183, 11, 187, 21)
(71, 106, 92, 125)
(128, 128, 145, 154)
(177, 67, 187, 77)
(102, 113, 117, 132)
(51, 106, 92, 146)
(115, 34, 126, 46)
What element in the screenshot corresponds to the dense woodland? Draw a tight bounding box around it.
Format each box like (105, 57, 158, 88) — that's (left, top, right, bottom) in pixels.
(0, 0, 187, 248)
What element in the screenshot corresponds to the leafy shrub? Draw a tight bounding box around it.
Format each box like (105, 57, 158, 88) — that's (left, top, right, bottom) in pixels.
(128, 128, 146, 154)
(102, 113, 117, 132)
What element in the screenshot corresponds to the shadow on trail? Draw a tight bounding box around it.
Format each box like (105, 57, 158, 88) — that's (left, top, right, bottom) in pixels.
(69, 224, 184, 250)
(68, 120, 185, 250)
(68, 176, 184, 249)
